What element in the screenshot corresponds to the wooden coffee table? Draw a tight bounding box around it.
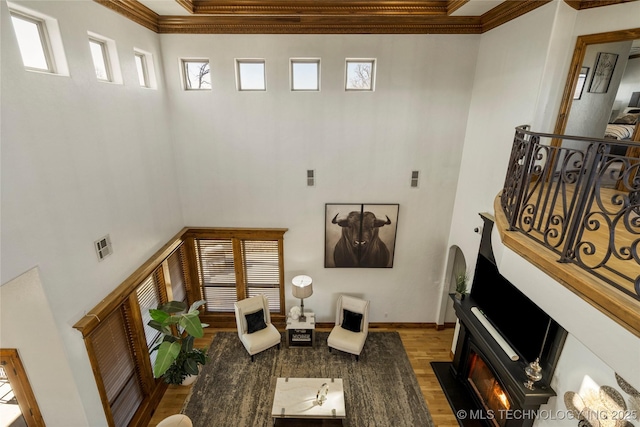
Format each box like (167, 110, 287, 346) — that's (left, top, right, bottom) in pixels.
(271, 378, 346, 426)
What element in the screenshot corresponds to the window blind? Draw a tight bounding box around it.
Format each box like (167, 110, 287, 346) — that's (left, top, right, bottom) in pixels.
(196, 237, 283, 312)
(197, 239, 237, 312)
(91, 309, 143, 427)
(135, 272, 161, 366)
(167, 246, 187, 304)
(242, 240, 281, 312)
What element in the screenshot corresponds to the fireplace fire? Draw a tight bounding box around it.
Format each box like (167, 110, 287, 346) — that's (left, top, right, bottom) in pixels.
(468, 350, 511, 427)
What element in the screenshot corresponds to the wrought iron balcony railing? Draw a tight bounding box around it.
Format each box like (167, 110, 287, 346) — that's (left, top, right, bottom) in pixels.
(500, 126, 639, 301)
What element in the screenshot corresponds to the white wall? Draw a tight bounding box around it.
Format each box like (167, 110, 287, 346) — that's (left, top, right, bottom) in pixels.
(537, 334, 640, 427)
(162, 34, 480, 323)
(1, 1, 182, 425)
(2, 0, 639, 425)
(445, 0, 640, 421)
(0, 268, 88, 426)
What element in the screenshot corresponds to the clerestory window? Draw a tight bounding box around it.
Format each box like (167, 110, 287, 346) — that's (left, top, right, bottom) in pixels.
(345, 59, 376, 91)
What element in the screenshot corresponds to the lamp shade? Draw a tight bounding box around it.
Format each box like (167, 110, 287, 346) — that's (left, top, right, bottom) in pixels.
(292, 275, 313, 299)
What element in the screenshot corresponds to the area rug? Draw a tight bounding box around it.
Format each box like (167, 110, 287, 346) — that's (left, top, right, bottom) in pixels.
(182, 331, 434, 427)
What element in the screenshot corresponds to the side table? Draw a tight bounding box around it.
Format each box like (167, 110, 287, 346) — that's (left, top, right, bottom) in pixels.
(286, 312, 315, 348)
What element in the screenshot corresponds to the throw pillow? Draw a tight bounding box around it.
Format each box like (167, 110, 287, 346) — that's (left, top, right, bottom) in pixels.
(341, 309, 363, 333)
(612, 114, 639, 125)
(245, 309, 267, 334)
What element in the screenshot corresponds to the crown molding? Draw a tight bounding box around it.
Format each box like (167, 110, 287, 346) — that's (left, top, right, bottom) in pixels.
(94, 0, 159, 32)
(157, 14, 482, 34)
(94, 0, 635, 34)
(481, 0, 551, 33)
(188, 0, 449, 15)
(447, 0, 470, 15)
(176, 0, 195, 13)
(564, 0, 637, 9)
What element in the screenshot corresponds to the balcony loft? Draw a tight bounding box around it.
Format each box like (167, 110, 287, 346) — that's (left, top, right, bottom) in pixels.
(496, 126, 640, 338)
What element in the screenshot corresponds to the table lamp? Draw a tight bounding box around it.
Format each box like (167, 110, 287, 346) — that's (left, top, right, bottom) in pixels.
(292, 275, 313, 322)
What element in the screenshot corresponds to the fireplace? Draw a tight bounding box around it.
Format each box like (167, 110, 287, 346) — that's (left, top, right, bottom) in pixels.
(432, 213, 567, 427)
(467, 346, 511, 427)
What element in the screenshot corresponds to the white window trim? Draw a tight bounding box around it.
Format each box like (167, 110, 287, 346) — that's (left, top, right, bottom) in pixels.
(134, 48, 157, 89)
(345, 58, 376, 92)
(87, 31, 123, 84)
(89, 38, 112, 82)
(180, 58, 212, 91)
(235, 59, 266, 91)
(290, 58, 321, 92)
(7, 2, 69, 76)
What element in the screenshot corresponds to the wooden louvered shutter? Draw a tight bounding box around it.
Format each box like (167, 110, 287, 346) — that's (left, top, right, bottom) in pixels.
(90, 308, 143, 427)
(197, 239, 237, 312)
(135, 272, 162, 366)
(167, 246, 187, 304)
(242, 240, 281, 312)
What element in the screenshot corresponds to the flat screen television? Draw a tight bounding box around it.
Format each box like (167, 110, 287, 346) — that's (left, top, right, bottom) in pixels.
(470, 254, 560, 366)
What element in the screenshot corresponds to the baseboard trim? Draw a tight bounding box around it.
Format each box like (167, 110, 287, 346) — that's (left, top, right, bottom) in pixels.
(204, 315, 458, 331)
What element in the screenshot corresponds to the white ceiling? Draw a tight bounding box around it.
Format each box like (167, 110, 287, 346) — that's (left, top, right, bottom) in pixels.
(138, 0, 190, 16)
(450, 0, 504, 16)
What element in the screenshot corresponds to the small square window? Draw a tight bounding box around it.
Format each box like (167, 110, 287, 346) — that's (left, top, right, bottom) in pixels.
(8, 3, 69, 76)
(346, 59, 375, 91)
(10, 11, 54, 72)
(135, 53, 148, 87)
(236, 60, 266, 91)
(89, 38, 111, 82)
(291, 59, 320, 91)
(182, 59, 211, 90)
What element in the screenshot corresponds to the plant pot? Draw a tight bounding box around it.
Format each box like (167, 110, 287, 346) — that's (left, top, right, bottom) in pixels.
(455, 292, 465, 301)
(181, 374, 198, 386)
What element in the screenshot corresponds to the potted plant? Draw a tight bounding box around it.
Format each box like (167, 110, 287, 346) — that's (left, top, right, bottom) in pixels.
(455, 271, 468, 301)
(148, 299, 209, 385)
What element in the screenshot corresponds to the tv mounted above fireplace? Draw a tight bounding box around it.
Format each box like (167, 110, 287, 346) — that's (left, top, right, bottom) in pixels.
(470, 253, 561, 370)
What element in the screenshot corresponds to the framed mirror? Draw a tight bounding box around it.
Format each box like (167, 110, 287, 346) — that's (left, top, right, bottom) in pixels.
(553, 28, 640, 159)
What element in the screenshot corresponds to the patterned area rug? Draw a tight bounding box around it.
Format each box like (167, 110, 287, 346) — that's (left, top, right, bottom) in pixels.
(182, 331, 434, 427)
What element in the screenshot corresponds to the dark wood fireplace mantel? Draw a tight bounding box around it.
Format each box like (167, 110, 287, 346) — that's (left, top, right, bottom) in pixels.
(452, 295, 556, 409)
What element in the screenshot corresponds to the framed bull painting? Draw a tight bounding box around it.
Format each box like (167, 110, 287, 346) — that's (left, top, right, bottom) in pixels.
(325, 203, 399, 268)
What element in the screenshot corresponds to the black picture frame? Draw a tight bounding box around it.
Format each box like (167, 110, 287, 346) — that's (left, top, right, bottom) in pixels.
(325, 203, 399, 268)
(588, 52, 618, 94)
(573, 66, 589, 100)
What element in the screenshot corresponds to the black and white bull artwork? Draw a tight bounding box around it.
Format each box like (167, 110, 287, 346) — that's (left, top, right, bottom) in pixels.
(331, 211, 392, 267)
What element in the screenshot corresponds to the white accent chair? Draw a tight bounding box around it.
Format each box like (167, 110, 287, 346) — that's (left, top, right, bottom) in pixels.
(327, 295, 370, 361)
(234, 295, 281, 361)
(156, 414, 192, 427)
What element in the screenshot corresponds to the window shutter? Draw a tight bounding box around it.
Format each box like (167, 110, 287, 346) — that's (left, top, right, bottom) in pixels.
(90, 309, 143, 427)
(168, 246, 187, 304)
(242, 240, 281, 312)
(135, 272, 161, 366)
(197, 239, 237, 312)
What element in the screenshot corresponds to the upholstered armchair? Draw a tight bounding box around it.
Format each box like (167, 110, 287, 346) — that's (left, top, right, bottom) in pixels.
(234, 295, 281, 361)
(327, 295, 370, 361)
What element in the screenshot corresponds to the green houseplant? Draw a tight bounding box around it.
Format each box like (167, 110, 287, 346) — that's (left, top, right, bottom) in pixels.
(455, 271, 469, 301)
(148, 299, 209, 385)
